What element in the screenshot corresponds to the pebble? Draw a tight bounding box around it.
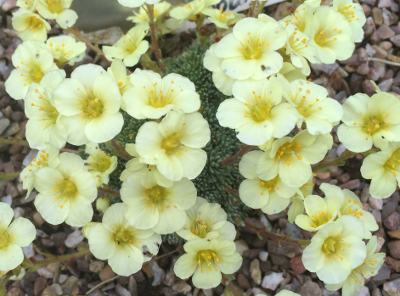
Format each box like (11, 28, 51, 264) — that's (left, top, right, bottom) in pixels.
(369, 196, 383, 210)
(250, 259, 262, 285)
(372, 8, 383, 25)
(37, 267, 53, 279)
(0, 194, 12, 205)
(259, 251, 269, 262)
(388, 240, 400, 259)
(0, 117, 10, 135)
(362, 4, 371, 16)
(372, 263, 391, 282)
(355, 286, 370, 296)
(3, 122, 20, 137)
(378, 78, 393, 92)
(237, 274, 251, 290)
(172, 281, 191, 294)
(150, 260, 165, 286)
(322, 290, 340, 296)
(34, 276, 47, 296)
(49, 232, 67, 247)
(89, 261, 105, 273)
(290, 256, 306, 274)
(260, 214, 273, 230)
(372, 209, 382, 225)
(382, 193, 399, 219)
(310, 63, 339, 76)
(384, 278, 400, 296)
(388, 229, 400, 239)
(391, 35, 400, 47)
(235, 240, 249, 256)
(163, 270, 176, 287)
(22, 243, 34, 258)
(99, 265, 116, 281)
(23, 149, 37, 167)
(377, 25, 395, 39)
(385, 256, 400, 272)
(261, 272, 284, 290)
(115, 284, 131, 296)
(298, 280, 322, 296)
(378, 0, 392, 8)
(65, 230, 84, 248)
(1, 0, 17, 12)
(382, 8, 393, 25)
(383, 212, 400, 230)
(7, 287, 24, 296)
(252, 288, 270, 296)
(340, 179, 360, 190)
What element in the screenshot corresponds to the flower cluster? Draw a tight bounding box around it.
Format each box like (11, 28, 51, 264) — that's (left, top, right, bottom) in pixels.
(2, 0, 389, 294)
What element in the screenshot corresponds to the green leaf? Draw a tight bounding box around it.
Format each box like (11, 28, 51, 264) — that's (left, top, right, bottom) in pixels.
(0, 287, 6, 296)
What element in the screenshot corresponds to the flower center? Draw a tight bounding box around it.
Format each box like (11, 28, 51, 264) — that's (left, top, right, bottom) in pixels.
(384, 149, 400, 177)
(0, 230, 11, 250)
(122, 34, 138, 54)
(31, 88, 59, 126)
(244, 91, 272, 122)
(259, 177, 279, 195)
(240, 33, 269, 60)
(288, 31, 309, 52)
(322, 234, 352, 262)
(53, 177, 78, 209)
(338, 5, 360, 23)
(17, 61, 45, 86)
(190, 218, 214, 238)
(77, 88, 104, 120)
(341, 198, 364, 219)
(113, 227, 138, 245)
(88, 151, 112, 172)
(358, 114, 391, 140)
(314, 29, 340, 47)
(275, 142, 303, 165)
(26, 16, 43, 32)
(292, 87, 322, 118)
(143, 185, 176, 211)
(311, 210, 331, 228)
(197, 250, 220, 273)
(143, 81, 180, 108)
(48, 0, 65, 14)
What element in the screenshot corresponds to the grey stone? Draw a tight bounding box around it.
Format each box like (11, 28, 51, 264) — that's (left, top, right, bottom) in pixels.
(377, 25, 395, 39)
(150, 260, 165, 286)
(390, 35, 400, 47)
(115, 284, 131, 296)
(355, 286, 371, 296)
(378, 78, 393, 92)
(382, 8, 393, 25)
(65, 230, 84, 248)
(383, 278, 400, 296)
(2, 122, 20, 137)
(261, 272, 284, 290)
(310, 62, 339, 76)
(298, 280, 322, 296)
(0, 117, 10, 135)
(172, 281, 191, 294)
(285, 223, 301, 239)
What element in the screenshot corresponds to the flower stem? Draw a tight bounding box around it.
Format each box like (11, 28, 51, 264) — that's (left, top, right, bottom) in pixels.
(98, 187, 120, 198)
(29, 249, 90, 272)
(248, 1, 257, 17)
(220, 144, 257, 167)
(244, 218, 311, 249)
(257, 0, 268, 16)
(110, 139, 132, 161)
(0, 137, 29, 146)
(66, 27, 107, 61)
(312, 149, 356, 172)
(147, 4, 166, 73)
(0, 172, 20, 180)
(141, 53, 161, 73)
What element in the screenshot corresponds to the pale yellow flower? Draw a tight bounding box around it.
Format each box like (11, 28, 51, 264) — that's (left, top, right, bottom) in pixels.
(53, 64, 123, 145)
(118, 0, 161, 8)
(123, 69, 201, 119)
(170, 0, 220, 22)
(47, 36, 86, 66)
(24, 69, 67, 150)
(302, 216, 366, 284)
(338, 92, 400, 153)
(127, 2, 171, 24)
(37, 0, 78, 29)
(0, 202, 36, 272)
(203, 8, 245, 29)
(20, 146, 60, 199)
(135, 111, 211, 181)
(176, 196, 236, 241)
(103, 23, 149, 67)
(217, 77, 298, 146)
(5, 41, 57, 100)
(88, 203, 161, 276)
(174, 239, 242, 289)
(33, 153, 97, 227)
(333, 0, 366, 42)
(213, 17, 287, 80)
(85, 143, 118, 185)
(12, 10, 50, 42)
(121, 172, 197, 234)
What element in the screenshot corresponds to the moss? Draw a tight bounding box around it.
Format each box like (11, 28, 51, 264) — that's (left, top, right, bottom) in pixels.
(107, 42, 249, 244)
